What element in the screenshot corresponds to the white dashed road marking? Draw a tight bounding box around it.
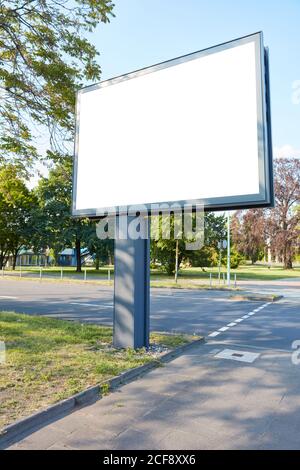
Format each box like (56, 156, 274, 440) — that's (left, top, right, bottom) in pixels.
(0, 296, 18, 299)
(70, 302, 113, 308)
(208, 331, 221, 338)
(207, 301, 272, 339)
(219, 326, 230, 332)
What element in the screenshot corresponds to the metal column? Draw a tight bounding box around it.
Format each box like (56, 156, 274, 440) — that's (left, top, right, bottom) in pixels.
(113, 215, 150, 349)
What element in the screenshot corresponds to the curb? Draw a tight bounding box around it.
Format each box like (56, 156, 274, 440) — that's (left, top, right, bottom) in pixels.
(0, 337, 204, 448)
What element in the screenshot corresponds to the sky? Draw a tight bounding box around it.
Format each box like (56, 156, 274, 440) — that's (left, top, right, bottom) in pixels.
(88, 0, 300, 158)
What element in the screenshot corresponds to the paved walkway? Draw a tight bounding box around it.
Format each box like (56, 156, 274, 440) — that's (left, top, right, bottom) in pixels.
(7, 339, 300, 450)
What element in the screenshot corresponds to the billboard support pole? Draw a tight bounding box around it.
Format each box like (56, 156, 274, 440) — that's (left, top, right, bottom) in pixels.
(113, 215, 150, 349)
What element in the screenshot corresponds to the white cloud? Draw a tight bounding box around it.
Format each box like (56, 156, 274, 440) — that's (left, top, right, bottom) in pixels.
(273, 144, 300, 159)
(292, 80, 300, 105)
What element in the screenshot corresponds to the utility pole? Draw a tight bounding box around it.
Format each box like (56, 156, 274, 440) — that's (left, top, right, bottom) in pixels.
(218, 241, 222, 284)
(227, 212, 231, 286)
(175, 239, 179, 283)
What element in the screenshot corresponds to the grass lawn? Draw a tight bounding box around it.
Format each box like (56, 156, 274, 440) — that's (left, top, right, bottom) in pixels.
(177, 265, 300, 281)
(0, 311, 197, 430)
(6, 264, 300, 279)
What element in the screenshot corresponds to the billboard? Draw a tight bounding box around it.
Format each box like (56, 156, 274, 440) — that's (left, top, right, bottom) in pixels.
(72, 32, 273, 217)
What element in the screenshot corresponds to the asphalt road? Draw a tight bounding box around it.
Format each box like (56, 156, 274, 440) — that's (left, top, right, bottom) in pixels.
(0, 278, 299, 349)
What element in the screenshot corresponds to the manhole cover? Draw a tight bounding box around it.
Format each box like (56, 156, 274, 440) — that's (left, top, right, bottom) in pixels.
(214, 349, 260, 363)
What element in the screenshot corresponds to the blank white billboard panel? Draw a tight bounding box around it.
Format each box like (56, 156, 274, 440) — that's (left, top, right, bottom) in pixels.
(73, 32, 273, 216)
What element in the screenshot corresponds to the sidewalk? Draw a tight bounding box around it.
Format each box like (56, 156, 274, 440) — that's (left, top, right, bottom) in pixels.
(6, 340, 300, 450)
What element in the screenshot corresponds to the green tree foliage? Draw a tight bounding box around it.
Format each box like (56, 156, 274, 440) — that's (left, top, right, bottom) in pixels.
(0, 164, 36, 268)
(151, 212, 227, 275)
(188, 212, 227, 270)
(86, 230, 114, 269)
(150, 213, 185, 276)
(34, 156, 90, 271)
(0, 0, 114, 169)
(221, 247, 243, 269)
(35, 157, 112, 271)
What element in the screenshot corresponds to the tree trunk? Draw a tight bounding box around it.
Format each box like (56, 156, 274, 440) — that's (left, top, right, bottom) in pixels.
(283, 241, 293, 270)
(283, 251, 293, 269)
(0, 249, 8, 270)
(174, 240, 179, 283)
(54, 250, 60, 266)
(75, 238, 82, 272)
(12, 247, 20, 270)
(12, 253, 17, 270)
(284, 258, 293, 269)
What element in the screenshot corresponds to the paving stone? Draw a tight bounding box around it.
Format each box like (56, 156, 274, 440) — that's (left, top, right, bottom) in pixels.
(84, 390, 170, 421)
(7, 425, 66, 450)
(50, 409, 96, 435)
(81, 412, 136, 437)
(129, 376, 194, 395)
(47, 443, 75, 450)
(63, 428, 115, 450)
(158, 429, 215, 450)
(112, 427, 160, 450)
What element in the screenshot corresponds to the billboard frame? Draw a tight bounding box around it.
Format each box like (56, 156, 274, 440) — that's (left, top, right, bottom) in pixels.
(72, 31, 273, 218)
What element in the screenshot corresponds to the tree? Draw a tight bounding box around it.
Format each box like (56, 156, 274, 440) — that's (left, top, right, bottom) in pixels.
(86, 227, 114, 269)
(221, 247, 243, 269)
(152, 212, 227, 275)
(267, 158, 300, 269)
(0, 164, 36, 268)
(231, 209, 266, 264)
(231, 159, 300, 269)
(0, 0, 114, 170)
(188, 212, 227, 270)
(151, 213, 186, 276)
(35, 156, 89, 272)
